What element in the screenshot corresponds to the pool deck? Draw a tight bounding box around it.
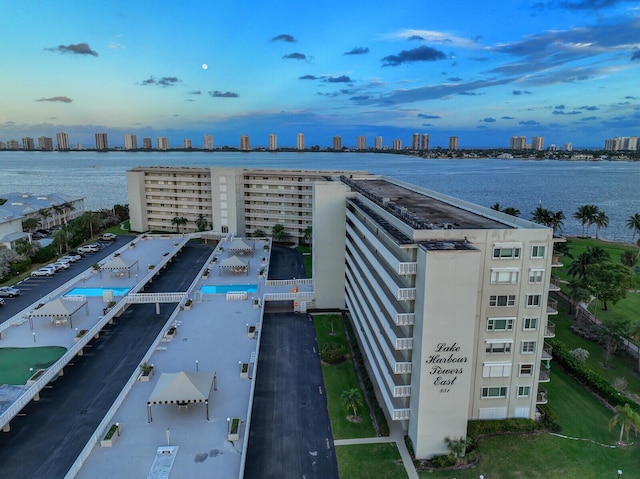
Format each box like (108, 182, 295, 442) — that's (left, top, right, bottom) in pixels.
(0, 233, 313, 479)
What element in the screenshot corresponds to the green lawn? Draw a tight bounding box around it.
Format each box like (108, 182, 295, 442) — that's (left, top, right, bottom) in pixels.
(295, 245, 312, 278)
(0, 347, 67, 384)
(314, 313, 376, 439)
(336, 443, 408, 479)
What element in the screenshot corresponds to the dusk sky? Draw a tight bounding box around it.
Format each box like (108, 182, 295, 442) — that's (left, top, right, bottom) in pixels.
(1, 0, 639, 149)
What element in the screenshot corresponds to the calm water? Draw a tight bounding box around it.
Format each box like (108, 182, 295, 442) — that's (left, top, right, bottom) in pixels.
(1, 151, 638, 241)
(200, 284, 259, 294)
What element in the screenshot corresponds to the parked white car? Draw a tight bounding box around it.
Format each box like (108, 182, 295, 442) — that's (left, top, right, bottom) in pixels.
(0, 286, 21, 297)
(60, 254, 81, 263)
(31, 267, 56, 277)
(100, 233, 117, 241)
(78, 245, 100, 254)
(53, 261, 71, 270)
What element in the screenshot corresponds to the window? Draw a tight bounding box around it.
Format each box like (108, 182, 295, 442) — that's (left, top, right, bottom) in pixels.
(489, 295, 516, 307)
(481, 386, 508, 398)
(487, 317, 515, 331)
(531, 245, 546, 258)
(491, 269, 520, 284)
(521, 341, 536, 354)
(493, 247, 521, 259)
(485, 341, 513, 354)
(519, 363, 534, 376)
(523, 317, 538, 331)
(517, 386, 532, 398)
(483, 363, 512, 377)
(526, 294, 542, 307)
(528, 269, 544, 284)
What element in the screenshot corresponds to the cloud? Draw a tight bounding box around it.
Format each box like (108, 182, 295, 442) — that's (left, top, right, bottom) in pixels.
(632, 50, 640, 61)
(418, 113, 441, 119)
(385, 29, 478, 48)
(208, 90, 239, 98)
(501, 116, 515, 120)
(447, 77, 463, 82)
(381, 45, 447, 66)
(189, 91, 202, 95)
(481, 117, 496, 122)
(139, 76, 181, 87)
(299, 75, 317, 80)
(108, 41, 125, 50)
(580, 116, 599, 121)
(512, 90, 532, 95)
(318, 89, 353, 97)
(349, 95, 371, 101)
(45, 42, 98, 56)
(322, 75, 352, 83)
(283, 52, 306, 60)
(554, 104, 566, 109)
(343, 47, 369, 55)
(458, 91, 481, 96)
(272, 34, 295, 42)
(408, 35, 424, 41)
(35, 96, 73, 103)
(552, 109, 581, 115)
(519, 120, 540, 125)
(579, 105, 598, 110)
(554, 0, 636, 10)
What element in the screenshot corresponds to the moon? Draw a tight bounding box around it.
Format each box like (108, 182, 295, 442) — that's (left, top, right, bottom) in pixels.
(202, 63, 208, 70)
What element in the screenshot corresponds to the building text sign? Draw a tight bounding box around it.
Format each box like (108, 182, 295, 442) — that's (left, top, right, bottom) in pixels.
(425, 342, 468, 393)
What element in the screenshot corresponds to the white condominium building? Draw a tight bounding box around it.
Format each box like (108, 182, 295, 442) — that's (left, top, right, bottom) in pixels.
(296, 133, 305, 151)
(127, 166, 559, 459)
(56, 132, 70, 151)
(124, 134, 138, 150)
(203, 135, 214, 150)
(269, 134, 277, 151)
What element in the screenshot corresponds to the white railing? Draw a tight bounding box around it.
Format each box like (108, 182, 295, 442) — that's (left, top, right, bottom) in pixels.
(126, 292, 187, 304)
(262, 291, 315, 302)
(392, 409, 411, 420)
(393, 385, 412, 397)
(264, 278, 313, 287)
(395, 338, 414, 350)
(394, 362, 413, 374)
(397, 288, 416, 301)
(398, 262, 418, 275)
(226, 292, 248, 301)
(395, 313, 415, 326)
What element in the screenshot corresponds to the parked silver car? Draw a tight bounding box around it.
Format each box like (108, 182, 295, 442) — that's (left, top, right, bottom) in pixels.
(0, 286, 21, 297)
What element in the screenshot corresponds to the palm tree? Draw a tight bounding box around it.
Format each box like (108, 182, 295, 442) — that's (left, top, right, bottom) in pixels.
(38, 208, 52, 229)
(573, 204, 599, 237)
(79, 211, 99, 239)
(271, 223, 286, 242)
(444, 436, 473, 464)
(302, 226, 312, 246)
(586, 245, 610, 264)
(567, 252, 592, 280)
(620, 250, 637, 268)
(195, 214, 208, 232)
(22, 217, 40, 232)
(593, 211, 609, 239)
(60, 201, 76, 225)
(627, 213, 640, 242)
(52, 226, 71, 255)
(340, 387, 364, 418)
(549, 210, 565, 234)
(531, 206, 552, 227)
(171, 216, 188, 234)
(502, 207, 520, 217)
(490, 202, 502, 211)
(608, 403, 640, 445)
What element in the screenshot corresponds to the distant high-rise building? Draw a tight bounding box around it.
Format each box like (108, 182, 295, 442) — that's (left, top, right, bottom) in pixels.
(124, 134, 138, 150)
(332, 136, 342, 150)
(532, 136, 544, 151)
(95, 133, 109, 150)
(269, 133, 277, 151)
(297, 133, 305, 151)
(564, 143, 573, 152)
(142, 137, 152, 149)
(356, 136, 366, 151)
(421, 133, 429, 151)
(411, 133, 420, 150)
(75, 143, 83, 150)
(183, 139, 192, 149)
(510, 136, 526, 150)
(374, 136, 383, 150)
(0, 141, 5, 150)
(38, 136, 54, 151)
(203, 135, 214, 150)
(448, 136, 459, 150)
(157, 137, 169, 150)
(240, 135, 250, 151)
(56, 132, 70, 151)
(7, 139, 19, 150)
(392, 139, 402, 150)
(22, 137, 35, 150)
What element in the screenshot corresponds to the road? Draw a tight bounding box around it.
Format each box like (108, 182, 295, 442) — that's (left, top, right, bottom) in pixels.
(0, 242, 213, 479)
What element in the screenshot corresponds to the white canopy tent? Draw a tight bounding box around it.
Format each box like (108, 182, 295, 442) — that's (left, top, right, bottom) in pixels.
(29, 297, 88, 328)
(147, 371, 216, 422)
(99, 256, 139, 278)
(227, 238, 254, 256)
(218, 255, 249, 275)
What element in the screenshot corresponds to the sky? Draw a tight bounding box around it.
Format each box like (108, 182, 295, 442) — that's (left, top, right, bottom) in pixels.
(1, 0, 639, 149)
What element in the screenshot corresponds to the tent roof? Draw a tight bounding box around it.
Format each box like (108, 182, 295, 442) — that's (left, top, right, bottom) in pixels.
(227, 238, 253, 252)
(147, 371, 215, 405)
(218, 255, 248, 269)
(30, 297, 86, 318)
(101, 256, 136, 270)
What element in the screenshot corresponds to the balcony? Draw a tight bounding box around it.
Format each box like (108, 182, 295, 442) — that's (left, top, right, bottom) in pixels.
(549, 275, 561, 292)
(544, 321, 556, 338)
(551, 252, 564, 267)
(541, 343, 553, 360)
(538, 368, 550, 382)
(547, 299, 558, 315)
(536, 386, 548, 404)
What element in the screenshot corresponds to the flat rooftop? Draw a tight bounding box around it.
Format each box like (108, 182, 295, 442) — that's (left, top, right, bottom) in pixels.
(345, 177, 509, 231)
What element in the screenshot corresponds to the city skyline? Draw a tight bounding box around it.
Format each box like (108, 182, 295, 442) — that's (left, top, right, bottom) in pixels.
(1, 1, 639, 148)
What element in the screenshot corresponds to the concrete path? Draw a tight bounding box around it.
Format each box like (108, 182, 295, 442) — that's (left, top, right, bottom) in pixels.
(334, 420, 419, 479)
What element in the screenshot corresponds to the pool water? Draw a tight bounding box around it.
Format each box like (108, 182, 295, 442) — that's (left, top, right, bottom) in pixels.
(65, 287, 130, 297)
(200, 284, 258, 294)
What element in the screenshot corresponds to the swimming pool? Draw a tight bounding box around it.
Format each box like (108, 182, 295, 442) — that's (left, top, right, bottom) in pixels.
(200, 284, 258, 294)
(64, 287, 131, 297)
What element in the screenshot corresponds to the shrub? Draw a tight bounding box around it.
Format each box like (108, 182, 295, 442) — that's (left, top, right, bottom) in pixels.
(320, 342, 345, 363)
(467, 418, 540, 438)
(569, 347, 590, 362)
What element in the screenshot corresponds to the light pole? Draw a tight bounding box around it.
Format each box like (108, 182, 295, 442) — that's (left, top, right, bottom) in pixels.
(32, 332, 36, 343)
(165, 428, 170, 446)
(115, 422, 120, 436)
(195, 360, 199, 372)
(618, 470, 623, 479)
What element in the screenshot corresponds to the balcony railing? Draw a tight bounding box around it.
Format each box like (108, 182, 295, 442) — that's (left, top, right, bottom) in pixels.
(547, 299, 558, 315)
(551, 252, 564, 267)
(549, 275, 561, 292)
(538, 368, 550, 382)
(542, 343, 553, 360)
(544, 321, 556, 338)
(536, 386, 548, 404)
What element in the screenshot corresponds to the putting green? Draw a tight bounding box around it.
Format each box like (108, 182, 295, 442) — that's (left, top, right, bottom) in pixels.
(0, 347, 67, 385)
